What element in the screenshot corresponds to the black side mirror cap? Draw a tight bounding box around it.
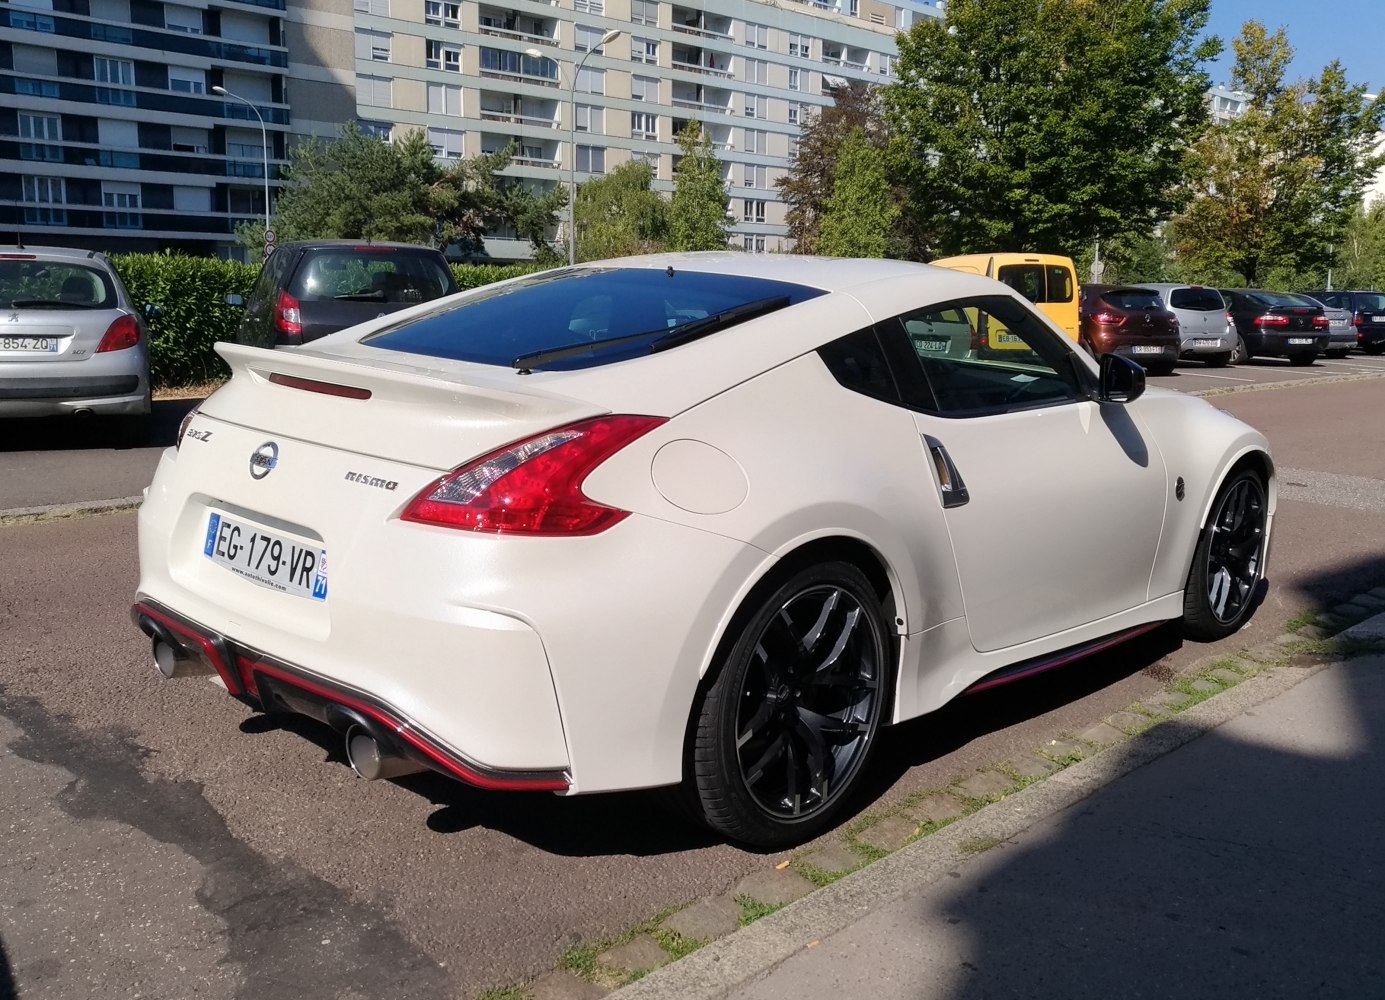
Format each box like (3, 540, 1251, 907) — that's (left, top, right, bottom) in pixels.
(143, 303, 163, 319)
(225, 293, 245, 307)
(1099, 353, 1146, 404)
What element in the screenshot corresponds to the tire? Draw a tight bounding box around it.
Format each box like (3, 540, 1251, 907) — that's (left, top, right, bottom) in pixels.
(690, 562, 891, 847)
(1365, 343, 1385, 356)
(1144, 361, 1176, 377)
(1182, 469, 1268, 642)
(1288, 353, 1316, 367)
(1228, 337, 1248, 365)
(1325, 349, 1349, 359)
(1204, 352, 1233, 368)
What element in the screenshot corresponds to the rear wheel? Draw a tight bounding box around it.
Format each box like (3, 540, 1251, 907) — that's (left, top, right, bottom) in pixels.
(1365, 343, 1385, 356)
(1228, 337, 1249, 365)
(1325, 349, 1350, 359)
(1182, 469, 1268, 641)
(690, 562, 891, 847)
(1288, 353, 1316, 367)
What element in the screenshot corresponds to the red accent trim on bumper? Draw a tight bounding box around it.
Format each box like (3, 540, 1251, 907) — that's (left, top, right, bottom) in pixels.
(964, 622, 1163, 695)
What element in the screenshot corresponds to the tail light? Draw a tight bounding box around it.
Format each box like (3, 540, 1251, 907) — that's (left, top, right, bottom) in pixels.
(175, 404, 201, 451)
(1312, 315, 1329, 329)
(1354, 314, 1364, 327)
(274, 290, 302, 336)
(1256, 314, 1290, 327)
(402, 415, 667, 535)
(96, 314, 140, 352)
(1093, 311, 1126, 326)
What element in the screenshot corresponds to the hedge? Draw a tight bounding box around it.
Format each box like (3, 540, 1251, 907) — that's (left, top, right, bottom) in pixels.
(108, 254, 551, 390)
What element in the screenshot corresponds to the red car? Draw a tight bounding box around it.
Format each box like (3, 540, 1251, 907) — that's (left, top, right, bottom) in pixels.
(1079, 284, 1181, 375)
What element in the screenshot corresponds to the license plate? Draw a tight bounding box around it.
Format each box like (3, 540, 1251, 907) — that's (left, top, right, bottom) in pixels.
(203, 511, 328, 601)
(1132, 345, 1163, 354)
(995, 334, 1023, 345)
(915, 339, 949, 352)
(1287, 338, 1313, 345)
(1192, 339, 1221, 348)
(0, 336, 59, 353)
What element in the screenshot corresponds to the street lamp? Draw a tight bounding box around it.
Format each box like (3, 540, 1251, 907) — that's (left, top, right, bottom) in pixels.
(212, 85, 271, 236)
(530, 28, 623, 266)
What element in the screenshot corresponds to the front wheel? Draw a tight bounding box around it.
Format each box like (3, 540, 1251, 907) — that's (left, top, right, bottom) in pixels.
(1182, 470, 1268, 641)
(690, 562, 891, 847)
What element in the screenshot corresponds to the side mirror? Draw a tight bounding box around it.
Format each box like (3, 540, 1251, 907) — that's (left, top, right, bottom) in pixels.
(143, 303, 163, 319)
(225, 293, 245, 307)
(1099, 353, 1146, 404)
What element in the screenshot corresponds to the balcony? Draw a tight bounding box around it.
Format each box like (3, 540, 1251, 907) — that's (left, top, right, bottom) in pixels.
(670, 45, 731, 78)
(478, 6, 559, 46)
(670, 83, 733, 116)
(479, 92, 560, 129)
(671, 118, 733, 150)
(478, 47, 560, 87)
(669, 5, 732, 39)
(483, 134, 561, 170)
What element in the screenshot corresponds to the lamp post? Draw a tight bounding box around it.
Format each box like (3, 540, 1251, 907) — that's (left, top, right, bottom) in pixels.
(530, 28, 623, 266)
(212, 85, 271, 236)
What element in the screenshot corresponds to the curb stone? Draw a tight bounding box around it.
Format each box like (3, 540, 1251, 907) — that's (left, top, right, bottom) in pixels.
(0, 495, 142, 523)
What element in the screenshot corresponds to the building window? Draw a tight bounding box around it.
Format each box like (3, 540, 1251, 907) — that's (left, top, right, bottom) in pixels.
(743, 59, 768, 85)
(788, 67, 801, 92)
(94, 57, 135, 86)
(743, 199, 766, 223)
(632, 37, 659, 64)
(632, 75, 660, 102)
(574, 24, 605, 52)
(356, 29, 391, 62)
(481, 48, 556, 80)
(574, 0, 604, 13)
(360, 74, 393, 108)
(354, 0, 390, 13)
(631, 150, 659, 178)
(742, 129, 767, 154)
(788, 32, 809, 58)
(11, 10, 57, 32)
(358, 121, 392, 141)
(575, 104, 603, 134)
(576, 145, 606, 174)
(631, 111, 658, 139)
(165, 6, 203, 33)
(743, 163, 767, 188)
(787, 102, 801, 125)
(631, 0, 658, 26)
(742, 235, 766, 253)
(744, 23, 768, 49)
(18, 113, 62, 162)
(168, 67, 206, 94)
(878, 54, 893, 76)
(744, 94, 767, 119)
(576, 66, 605, 94)
(427, 82, 461, 115)
(23, 176, 66, 225)
(103, 185, 142, 229)
(428, 127, 464, 159)
(428, 40, 461, 71)
(849, 0, 859, 14)
(424, 1, 460, 26)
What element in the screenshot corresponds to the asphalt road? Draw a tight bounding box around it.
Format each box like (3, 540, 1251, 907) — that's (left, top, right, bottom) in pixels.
(1, 368, 1384, 998)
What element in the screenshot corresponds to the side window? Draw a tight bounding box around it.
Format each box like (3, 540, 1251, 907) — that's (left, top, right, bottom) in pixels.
(818, 327, 900, 405)
(250, 249, 292, 309)
(885, 296, 1084, 417)
(1318, 292, 1345, 309)
(996, 264, 1043, 303)
(1045, 265, 1073, 303)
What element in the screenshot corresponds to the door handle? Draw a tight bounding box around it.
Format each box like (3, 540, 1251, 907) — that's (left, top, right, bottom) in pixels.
(923, 435, 969, 508)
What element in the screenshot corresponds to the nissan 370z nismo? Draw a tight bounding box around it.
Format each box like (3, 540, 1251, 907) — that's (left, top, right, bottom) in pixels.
(133, 254, 1273, 847)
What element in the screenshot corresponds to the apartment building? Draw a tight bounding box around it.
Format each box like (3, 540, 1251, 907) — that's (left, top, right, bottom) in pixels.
(1, 0, 943, 258)
(0, 0, 288, 255)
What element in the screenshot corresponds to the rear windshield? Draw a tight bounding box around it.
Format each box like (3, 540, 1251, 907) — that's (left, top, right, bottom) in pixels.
(1356, 292, 1385, 311)
(0, 260, 116, 309)
(290, 250, 454, 305)
(1242, 290, 1312, 308)
(1099, 288, 1164, 310)
(363, 267, 826, 370)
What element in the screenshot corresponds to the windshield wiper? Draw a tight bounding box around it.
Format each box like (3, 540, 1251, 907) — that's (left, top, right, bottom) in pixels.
(334, 291, 386, 301)
(511, 295, 792, 371)
(8, 298, 79, 309)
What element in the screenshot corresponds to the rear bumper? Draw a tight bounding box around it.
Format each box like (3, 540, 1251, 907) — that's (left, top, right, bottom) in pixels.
(1178, 334, 1231, 357)
(1358, 327, 1385, 349)
(0, 350, 150, 417)
(1244, 331, 1328, 356)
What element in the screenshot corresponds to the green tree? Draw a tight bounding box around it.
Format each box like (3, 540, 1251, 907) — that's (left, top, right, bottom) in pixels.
(884, 0, 1218, 258)
(1170, 23, 1385, 286)
(1334, 198, 1385, 290)
(572, 160, 669, 261)
(260, 124, 561, 259)
(776, 81, 889, 255)
(667, 121, 731, 251)
(816, 129, 898, 258)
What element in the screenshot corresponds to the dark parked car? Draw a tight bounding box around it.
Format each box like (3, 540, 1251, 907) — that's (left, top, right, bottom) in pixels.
(231, 241, 458, 348)
(1078, 284, 1181, 374)
(1302, 290, 1385, 355)
(1219, 289, 1328, 366)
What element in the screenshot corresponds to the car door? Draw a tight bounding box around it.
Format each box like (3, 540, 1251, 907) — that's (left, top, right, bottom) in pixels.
(878, 294, 1169, 653)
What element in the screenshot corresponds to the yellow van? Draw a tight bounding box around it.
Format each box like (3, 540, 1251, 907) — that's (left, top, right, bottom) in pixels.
(929, 253, 1080, 345)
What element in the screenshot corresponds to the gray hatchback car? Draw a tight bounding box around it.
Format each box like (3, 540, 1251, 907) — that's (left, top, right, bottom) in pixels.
(0, 244, 152, 424)
(1134, 283, 1234, 366)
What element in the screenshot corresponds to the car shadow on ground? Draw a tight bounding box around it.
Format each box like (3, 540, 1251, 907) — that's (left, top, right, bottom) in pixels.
(0, 935, 16, 1000)
(0, 398, 200, 453)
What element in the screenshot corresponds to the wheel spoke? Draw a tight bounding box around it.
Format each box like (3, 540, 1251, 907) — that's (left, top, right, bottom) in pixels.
(744, 731, 788, 788)
(813, 606, 862, 676)
(737, 700, 774, 749)
(797, 590, 840, 655)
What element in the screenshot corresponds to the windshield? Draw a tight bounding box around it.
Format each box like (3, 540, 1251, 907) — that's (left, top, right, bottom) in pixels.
(363, 267, 826, 370)
(0, 260, 117, 309)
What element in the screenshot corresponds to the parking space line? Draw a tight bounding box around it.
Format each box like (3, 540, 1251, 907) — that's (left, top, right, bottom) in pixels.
(1165, 372, 1254, 381)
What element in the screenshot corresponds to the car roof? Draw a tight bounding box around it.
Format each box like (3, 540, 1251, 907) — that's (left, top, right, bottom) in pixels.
(280, 240, 447, 253)
(569, 251, 943, 295)
(0, 244, 110, 262)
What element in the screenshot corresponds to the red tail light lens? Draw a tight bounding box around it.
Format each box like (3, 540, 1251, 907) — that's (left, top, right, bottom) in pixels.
(274, 290, 302, 336)
(1256, 314, 1290, 327)
(96, 314, 140, 352)
(1093, 311, 1125, 326)
(1312, 315, 1329, 329)
(402, 415, 667, 535)
(1353, 315, 1364, 327)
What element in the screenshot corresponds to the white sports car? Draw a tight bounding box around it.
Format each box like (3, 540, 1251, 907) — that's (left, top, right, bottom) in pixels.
(133, 253, 1273, 847)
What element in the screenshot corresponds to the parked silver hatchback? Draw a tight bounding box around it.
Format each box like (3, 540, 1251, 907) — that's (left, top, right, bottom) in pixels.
(1134, 283, 1235, 367)
(1300, 295, 1356, 357)
(0, 245, 152, 423)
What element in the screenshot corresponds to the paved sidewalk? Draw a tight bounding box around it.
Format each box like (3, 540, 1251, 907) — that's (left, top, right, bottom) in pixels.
(613, 617, 1385, 1000)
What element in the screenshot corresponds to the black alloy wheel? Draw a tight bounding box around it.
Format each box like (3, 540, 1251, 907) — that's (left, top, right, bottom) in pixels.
(1182, 470, 1268, 641)
(691, 562, 890, 847)
(1228, 336, 1248, 365)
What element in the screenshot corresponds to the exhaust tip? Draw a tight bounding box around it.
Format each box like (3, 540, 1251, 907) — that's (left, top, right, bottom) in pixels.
(345, 726, 427, 781)
(150, 634, 213, 680)
(153, 639, 182, 679)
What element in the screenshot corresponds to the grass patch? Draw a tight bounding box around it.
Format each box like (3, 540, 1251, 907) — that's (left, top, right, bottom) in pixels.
(1283, 609, 1322, 634)
(650, 927, 703, 962)
(559, 945, 600, 980)
(475, 991, 529, 1000)
(959, 835, 1002, 855)
(736, 894, 787, 926)
(794, 861, 853, 888)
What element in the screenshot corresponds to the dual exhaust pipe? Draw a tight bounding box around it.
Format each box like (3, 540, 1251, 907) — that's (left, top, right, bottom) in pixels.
(143, 616, 426, 782)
